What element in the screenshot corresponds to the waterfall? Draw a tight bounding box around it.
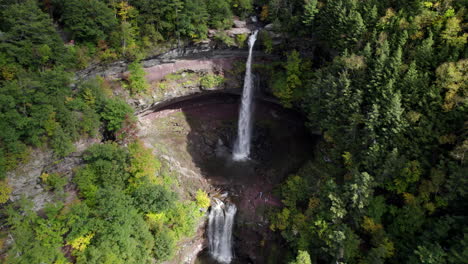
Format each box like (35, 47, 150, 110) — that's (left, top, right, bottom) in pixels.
(233, 30, 259, 161)
(208, 199, 237, 263)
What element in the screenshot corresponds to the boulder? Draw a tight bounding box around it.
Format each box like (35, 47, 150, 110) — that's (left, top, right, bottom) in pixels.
(264, 23, 275, 31)
(225, 27, 251, 37)
(233, 19, 247, 28)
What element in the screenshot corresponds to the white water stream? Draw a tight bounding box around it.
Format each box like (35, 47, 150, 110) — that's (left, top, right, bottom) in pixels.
(208, 198, 237, 263)
(233, 30, 259, 161)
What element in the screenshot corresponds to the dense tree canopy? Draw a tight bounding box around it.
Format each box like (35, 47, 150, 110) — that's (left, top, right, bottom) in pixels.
(264, 0, 467, 263)
(0, 0, 466, 263)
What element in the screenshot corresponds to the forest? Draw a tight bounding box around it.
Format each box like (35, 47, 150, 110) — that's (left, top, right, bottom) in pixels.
(0, 0, 466, 263)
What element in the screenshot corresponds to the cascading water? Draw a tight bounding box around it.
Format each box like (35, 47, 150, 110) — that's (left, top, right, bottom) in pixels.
(233, 30, 259, 161)
(208, 198, 237, 263)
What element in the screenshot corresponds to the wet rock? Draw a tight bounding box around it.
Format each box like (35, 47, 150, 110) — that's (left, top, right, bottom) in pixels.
(264, 23, 275, 31)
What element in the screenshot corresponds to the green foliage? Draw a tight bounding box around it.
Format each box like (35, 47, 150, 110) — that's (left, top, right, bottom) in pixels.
(214, 32, 236, 47)
(5, 200, 68, 264)
(303, 0, 318, 26)
(41, 172, 67, 193)
(235, 33, 248, 48)
(126, 60, 149, 94)
(74, 142, 130, 203)
(269, 0, 467, 263)
(289, 250, 312, 264)
(65, 142, 195, 263)
(200, 73, 225, 89)
(280, 175, 309, 208)
(0, 0, 67, 69)
(50, 126, 76, 157)
(127, 140, 162, 185)
(101, 98, 134, 133)
(1, 0, 466, 263)
(131, 184, 177, 213)
(206, 0, 233, 29)
(273, 50, 302, 108)
(53, 0, 118, 43)
(260, 31, 273, 54)
(435, 59, 467, 111)
(74, 188, 154, 264)
(152, 225, 176, 261)
(231, 0, 253, 17)
(165, 201, 203, 239)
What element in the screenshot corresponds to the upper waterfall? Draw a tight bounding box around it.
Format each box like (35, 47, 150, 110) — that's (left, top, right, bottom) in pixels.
(233, 30, 259, 161)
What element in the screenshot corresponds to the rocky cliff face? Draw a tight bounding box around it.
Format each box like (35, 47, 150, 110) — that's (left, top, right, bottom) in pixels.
(77, 44, 279, 115)
(6, 138, 99, 211)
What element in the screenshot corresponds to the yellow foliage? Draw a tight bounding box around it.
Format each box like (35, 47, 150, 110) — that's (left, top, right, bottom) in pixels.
(40, 172, 49, 183)
(260, 5, 269, 21)
(146, 212, 166, 230)
(439, 134, 456, 144)
(67, 233, 94, 252)
(195, 189, 210, 209)
(423, 1, 433, 8)
(0, 237, 4, 249)
(117, 1, 134, 21)
(362, 216, 382, 233)
(424, 202, 436, 214)
(436, 59, 467, 111)
(406, 111, 421, 123)
(308, 197, 320, 211)
(398, 18, 410, 29)
(382, 237, 395, 258)
(379, 8, 396, 24)
(410, 30, 425, 40)
(342, 151, 353, 168)
(403, 192, 417, 205)
(441, 17, 467, 48)
(270, 208, 290, 231)
(1, 66, 16, 80)
(0, 180, 12, 204)
(323, 131, 334, 143)
(44, 112, 59, 136)
(341, 54, 366, 70)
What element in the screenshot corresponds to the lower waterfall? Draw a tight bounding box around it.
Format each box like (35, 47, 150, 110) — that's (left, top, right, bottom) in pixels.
(208, 198, 237, 263)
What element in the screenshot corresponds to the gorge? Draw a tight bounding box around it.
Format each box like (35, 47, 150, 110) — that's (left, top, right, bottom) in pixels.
(2, 1, 466, 264)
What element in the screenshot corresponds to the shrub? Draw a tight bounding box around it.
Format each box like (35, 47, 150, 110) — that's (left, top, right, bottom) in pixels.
(132, 185, 177, 213)
(0, 179, 12, 204)
(235, 34, 248, 48)
(101, 98, 134, 132)
(200, 74, 224, 89)
(214, 32, 235, 47)
(195, 189, 210, 208)
(126, 60, 149, 94)
(152, 226, 176, 261)
(127, 140, 161, 186)
(41, 173, 67, 192)
(165, 201, 201, 239)
(260, 31, 273, 54)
